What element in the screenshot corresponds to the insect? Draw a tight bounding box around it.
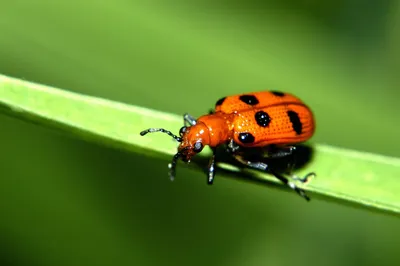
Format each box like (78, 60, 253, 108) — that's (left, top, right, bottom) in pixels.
(140, 90, 316, 200)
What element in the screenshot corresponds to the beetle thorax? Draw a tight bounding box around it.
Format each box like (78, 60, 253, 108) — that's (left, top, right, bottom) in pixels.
(181, 122, 211, 147)
(197, 113, 234, 147)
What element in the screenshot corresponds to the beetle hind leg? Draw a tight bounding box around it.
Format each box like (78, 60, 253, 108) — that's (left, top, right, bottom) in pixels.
(291, 172, 316, 184)
(233, 154, 311, 201)
(267, 145, 316, 185)
(267, 145, 296, 158)
(270, 169, 311, 201)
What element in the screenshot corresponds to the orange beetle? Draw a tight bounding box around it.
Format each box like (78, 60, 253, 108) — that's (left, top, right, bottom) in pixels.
(141, 90, 316, 200)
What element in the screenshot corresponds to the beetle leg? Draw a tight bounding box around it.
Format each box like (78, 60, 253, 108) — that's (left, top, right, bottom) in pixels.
(233, 154, 269, 170)
(226, 139, 241, 153)
(168, 152, 182, 181)
(207, 148, 217, 185)
(291, 172, 316, 184)
(208, 109, 215, 115)
(233, 154, 311, 201)
(267, 145, 296, 158)
(266, 147, 316, 184)
(266, 145, 297, 176)
(183, 113, 197, 126)
(269, 169, 311, 201)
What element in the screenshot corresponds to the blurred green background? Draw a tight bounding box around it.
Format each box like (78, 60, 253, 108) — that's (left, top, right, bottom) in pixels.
(1, 1, 399, 266)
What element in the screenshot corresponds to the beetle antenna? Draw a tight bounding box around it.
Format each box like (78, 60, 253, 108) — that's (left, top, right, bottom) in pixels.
(168, 152, 181, 181)
(140, 128, 182, 142)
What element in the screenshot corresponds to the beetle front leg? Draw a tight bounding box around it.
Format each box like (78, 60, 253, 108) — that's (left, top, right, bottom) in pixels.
(207, 147, 217, 185)
(183, 113, 197, 126)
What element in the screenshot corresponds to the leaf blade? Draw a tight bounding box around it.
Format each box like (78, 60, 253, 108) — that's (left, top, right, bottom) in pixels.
(0, 74, 399, 215)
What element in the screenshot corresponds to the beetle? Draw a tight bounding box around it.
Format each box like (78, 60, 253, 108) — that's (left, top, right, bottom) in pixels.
(140, 90, 316, 200)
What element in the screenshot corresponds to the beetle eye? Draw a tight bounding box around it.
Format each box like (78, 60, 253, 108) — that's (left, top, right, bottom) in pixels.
(193, 142, 203, 153)
(179, 126, 187, 136)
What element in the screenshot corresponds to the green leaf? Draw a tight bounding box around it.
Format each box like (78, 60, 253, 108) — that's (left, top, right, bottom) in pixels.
(1, 74, 399, 215)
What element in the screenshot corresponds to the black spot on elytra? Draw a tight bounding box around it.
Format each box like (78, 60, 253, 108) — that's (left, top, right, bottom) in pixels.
(238, 132, 255, 144)
(239, 95, 259, 105)
(270, 91, 285, 97)
(287, 110, 302, 135)
(215, 97, 226, 106)
(255, 111, 271, 127)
